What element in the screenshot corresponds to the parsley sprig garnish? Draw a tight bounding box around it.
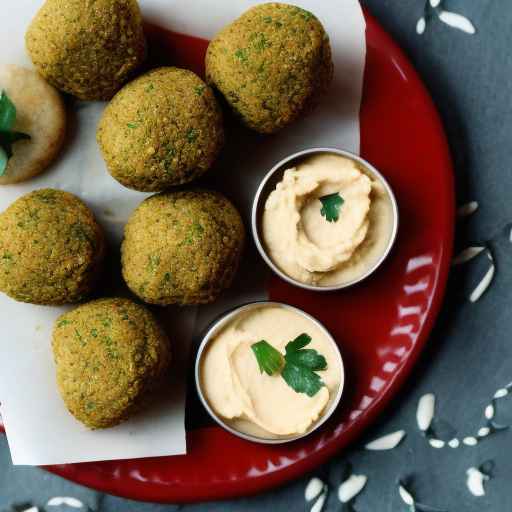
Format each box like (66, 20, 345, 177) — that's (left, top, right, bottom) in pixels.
(251, 333, 327, 397)
(319, 192, 344, 222)
(0, 90, 31, 177)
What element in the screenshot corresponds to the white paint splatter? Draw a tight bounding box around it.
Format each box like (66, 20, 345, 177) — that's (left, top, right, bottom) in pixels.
(469, 262, 495, 302)
(494, 388, 508, 399)
(365, 430, 406, 451)
(448, 438, 460, 448)
(338, 474, 368, 503)
(311, 491, 327, 512)
(478, 427, 491, 438)
(457, 201, 479, 218)
(466, 467, 489, 497)
(452, 246, 485, 265)
(47, 497, 84, 508)
(485, 404, 495, 419)
(417, 393, 435, 431)
(398, 484, 415, 506)
(305, 477, 325, 502)
(416, 16, 426, 34)
(438, 10, 476, 34)
(429, 438, 445, 449)
(463, 436, 478, 446)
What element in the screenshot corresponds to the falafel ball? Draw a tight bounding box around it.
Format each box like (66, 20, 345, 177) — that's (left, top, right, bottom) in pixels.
(205, 3, 333, 134)
(52, 298, 171, 429)
(25, 0, 146, 101)
(121, 189, 245, 305)
(97, 67, 224, 192)
(0, 189, 105, 305)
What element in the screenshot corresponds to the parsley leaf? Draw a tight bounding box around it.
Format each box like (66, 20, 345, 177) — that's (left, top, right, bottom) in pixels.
(319, 192, 344, 223)
(282, 334, 327, 397)
(251, 333, 328, 397)
(0, 90, 31, 177)
(0, 91, 16, 131)
(251, 340, 284, 376)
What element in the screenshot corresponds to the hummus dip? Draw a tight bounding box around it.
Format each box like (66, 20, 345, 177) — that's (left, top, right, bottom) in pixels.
(200, 305, 342, 439)
(262, 153, 395, 286)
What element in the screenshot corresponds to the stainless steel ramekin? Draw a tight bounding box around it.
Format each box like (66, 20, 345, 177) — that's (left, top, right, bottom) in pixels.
(194, 301, 345, 444)
(251, 147, 399, 291)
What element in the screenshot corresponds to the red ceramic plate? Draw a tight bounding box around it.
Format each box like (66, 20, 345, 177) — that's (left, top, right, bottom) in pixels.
(0, 9, 454, 503)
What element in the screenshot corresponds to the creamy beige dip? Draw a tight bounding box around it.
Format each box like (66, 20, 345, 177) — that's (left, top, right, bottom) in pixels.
(262, 153, 395, 286)
(200, 305, 342, 439)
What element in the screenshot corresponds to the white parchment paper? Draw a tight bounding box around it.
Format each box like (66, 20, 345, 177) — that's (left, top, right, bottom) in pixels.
(0, 0, 366, 465)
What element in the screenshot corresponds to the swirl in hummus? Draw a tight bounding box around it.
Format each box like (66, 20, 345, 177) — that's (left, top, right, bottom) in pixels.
(262, 153, 396, 286)
(200, 305, 343, 439)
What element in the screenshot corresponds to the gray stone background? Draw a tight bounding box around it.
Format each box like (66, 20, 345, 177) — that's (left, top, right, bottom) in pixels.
(2, 0, 512, 510)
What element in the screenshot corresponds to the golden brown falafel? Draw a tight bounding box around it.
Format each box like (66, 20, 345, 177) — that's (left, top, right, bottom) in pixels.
(0, 189, 105, 305)
(97, 67, 224, 192)
(205, 3, 333, 133)
(26, 0, 146, 100)
(52, 298, 171, 429)
(121, 189, 245, 305)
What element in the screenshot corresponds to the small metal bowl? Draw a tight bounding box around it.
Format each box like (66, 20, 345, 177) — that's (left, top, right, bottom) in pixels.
(251, 147, 399, 291)
(194, 301, 345, 444)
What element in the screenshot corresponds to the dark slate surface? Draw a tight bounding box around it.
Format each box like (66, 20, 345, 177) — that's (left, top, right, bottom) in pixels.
(2, 0, 512, 510)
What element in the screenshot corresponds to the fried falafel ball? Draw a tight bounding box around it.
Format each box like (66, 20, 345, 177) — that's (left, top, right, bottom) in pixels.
(205, 3, 333, 134)
(0, 189, 105, 305)
(52, 298, 171, 429)
(97, 67, 224, 192)
(25, 0, 146, 101)
(121, 189, 245, 305)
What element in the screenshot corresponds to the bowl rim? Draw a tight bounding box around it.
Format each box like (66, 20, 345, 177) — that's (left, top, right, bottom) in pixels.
(251, 147, 400, 291)
(194, 300, 345, 445)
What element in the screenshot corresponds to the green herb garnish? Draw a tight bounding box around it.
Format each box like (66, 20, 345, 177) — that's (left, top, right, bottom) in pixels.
(251, 333, 327, 397)
(234, 48, 248, 63)
(319, 192, 344, 223)
(251, 340, 284, 376)
(0, 90, 31, 176)
(194, 85, 206, 96)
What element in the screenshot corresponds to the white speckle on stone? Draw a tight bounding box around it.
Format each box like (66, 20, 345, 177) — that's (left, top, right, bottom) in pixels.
(494, 388, 509, 399)
(463, 436, 479, 446)
(311, 490, 327, 512)
(430, 0, 441, 7)
(448, 438, 460, 448)
(478, 427, 491, 438)
(417, 393, 435, 431)
(305, 477, 325, 502)
(466, 467, 489, 497)
(338, 474, 368, 503)
(469, 262, 495, 302)
(398, 484, 415, 506)
(416, 16, 426, 34)
(365, 430, 406, 451)
(438, 10, 476, 34)
(429, 438, 445, 449)
(47, 497, 84, 508)
(21, 508, 39, 512)
(485, 404, 495, 419)
(457, 201, 479, 218)
(452, 246, 485, 265)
